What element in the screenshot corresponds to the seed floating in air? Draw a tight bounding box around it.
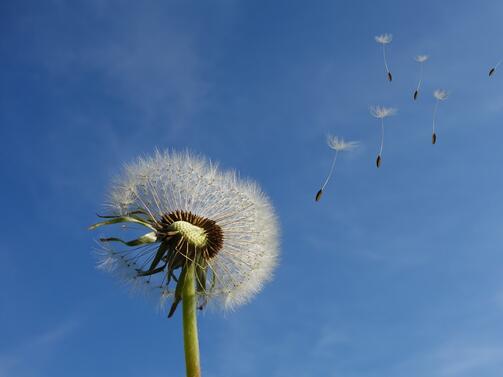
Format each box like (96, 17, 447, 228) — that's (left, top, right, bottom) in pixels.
(315, 135, 359, 201)
(431, 89, 449, 145)
(375, 34, 393, 82)
(370, 105, 397, 168)
(413, 55, 429, 101)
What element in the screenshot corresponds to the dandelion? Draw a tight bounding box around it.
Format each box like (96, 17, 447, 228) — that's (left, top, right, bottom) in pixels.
(375, 33, 393, 82)
(413, 55, 429, 100)
(90, 150, 279, 377)
(370, 106, 397, 168)
(431, 89, 449, 144)
(315, 135, 359, 202)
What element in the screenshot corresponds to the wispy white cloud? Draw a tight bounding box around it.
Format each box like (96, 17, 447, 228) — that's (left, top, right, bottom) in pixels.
(32, 2, 212, 138)
(392, 340, 503, 377)
(0, 318, 81, 377)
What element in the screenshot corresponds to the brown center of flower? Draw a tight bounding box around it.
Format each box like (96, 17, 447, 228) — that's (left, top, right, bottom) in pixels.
(157, 210, 224, 260)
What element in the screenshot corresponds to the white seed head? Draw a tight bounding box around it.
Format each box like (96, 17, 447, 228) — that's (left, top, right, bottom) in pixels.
(327, 135, 359, 152)
(415, 55, 429, 63)
(97, 150, 280, 311)
(433, 89, 449, 101)
(375, 33, 392, 44)
(370, 105, 397, 119)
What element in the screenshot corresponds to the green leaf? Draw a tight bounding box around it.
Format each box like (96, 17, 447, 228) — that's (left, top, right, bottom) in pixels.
(99, 231, 157, 247)
(168, 266, 186, 318)
(209, 268, 216, 291)
(196, 260, 209, 311)
(146, 241, 169, 272)
(195, 263, 207, 295)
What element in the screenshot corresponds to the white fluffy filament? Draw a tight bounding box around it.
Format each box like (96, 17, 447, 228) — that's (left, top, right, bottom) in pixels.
(100, 151, 280, 311)
(382, 44, 390, 75)
(320, 150, 339, 192)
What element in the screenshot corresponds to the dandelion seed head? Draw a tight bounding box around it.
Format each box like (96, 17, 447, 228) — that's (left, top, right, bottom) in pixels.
(434, 89, 449, 101)
(95, 150, 280, 311)
(370, 106, 397, 119)
(415, 55, 429, 63)
(327, 135, 359, 152)
(375, 33, 392, 44)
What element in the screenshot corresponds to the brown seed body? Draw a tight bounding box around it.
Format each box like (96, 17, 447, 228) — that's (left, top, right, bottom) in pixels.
(489, 67, 496, 77)
(315, 189, 323, 202)
(414, 90, 418, 100)
(387, 72, 393, 82)
(376, 154, 382, 168)
(432, 133, 437, 145)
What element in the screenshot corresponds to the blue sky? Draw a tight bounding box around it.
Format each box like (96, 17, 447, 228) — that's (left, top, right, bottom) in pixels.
(2, 0, 503, 376)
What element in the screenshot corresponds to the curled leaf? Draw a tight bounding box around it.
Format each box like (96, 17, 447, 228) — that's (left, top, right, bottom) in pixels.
(168, 267, 187, 318)
(196, 260, 208, 310)
(99, 231, 157, 246)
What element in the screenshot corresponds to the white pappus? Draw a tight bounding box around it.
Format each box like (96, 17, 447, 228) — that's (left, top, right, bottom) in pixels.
(91, 150, 280, 314)
(315, 135, 359, 202)
(375, 33, 394, 82)
(431, 89, 449, 144)
(370, 106, 397, 168)
(413, 55, 429, 100)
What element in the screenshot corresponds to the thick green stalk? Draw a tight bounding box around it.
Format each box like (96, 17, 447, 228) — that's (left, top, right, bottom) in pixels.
(182, 262, 201, 377)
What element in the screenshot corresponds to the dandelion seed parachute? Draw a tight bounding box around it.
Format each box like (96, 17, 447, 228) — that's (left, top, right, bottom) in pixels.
(413, 55, 429, 101)
(375, 34, 393, 82)
(92, 150, 280, 313)
(432, 89, 449, 145)
(315, 136, 358, 201)
(370, 106, 397, 168)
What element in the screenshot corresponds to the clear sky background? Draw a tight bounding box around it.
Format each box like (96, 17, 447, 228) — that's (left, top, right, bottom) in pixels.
(2, 1, 503, 376)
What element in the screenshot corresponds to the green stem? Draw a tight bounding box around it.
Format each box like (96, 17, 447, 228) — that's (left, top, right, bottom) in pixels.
(182, 262, 201, 377)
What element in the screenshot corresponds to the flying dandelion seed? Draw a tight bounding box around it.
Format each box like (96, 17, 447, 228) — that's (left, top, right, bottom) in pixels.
(315, 135, 359, 202)
(489, 60, 502, 77)
(432, 89, 449, 144)
(370, 106, 397, 168)
(413, 55, 429, 100)
(375, 33, 393, 82)
(90, 150, 279, 377)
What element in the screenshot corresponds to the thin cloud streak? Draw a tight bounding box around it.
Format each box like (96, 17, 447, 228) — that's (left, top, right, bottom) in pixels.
(0, 318, 81, 377)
